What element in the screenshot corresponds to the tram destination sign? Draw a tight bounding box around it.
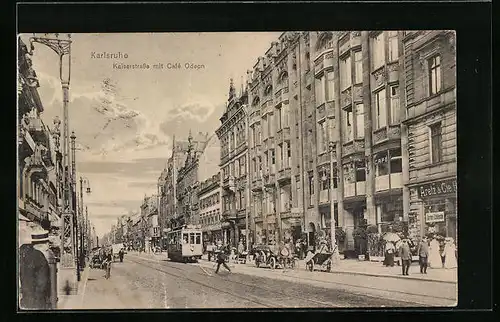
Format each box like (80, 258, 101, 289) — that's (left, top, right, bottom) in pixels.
(417, 178, 457, 198)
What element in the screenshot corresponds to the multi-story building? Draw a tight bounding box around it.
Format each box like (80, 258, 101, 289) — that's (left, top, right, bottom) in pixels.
(140, 194, 159, 251)
(243, 31, 455, 254)
(246, 33, 305, 247)
(197, 172, 222, 244)
(215, 80, 251, 248)
(160, 133, 209, 233)
(175, 131, 210, 226)
(18, 39, 62, 248)
(401, 31, 456, 242)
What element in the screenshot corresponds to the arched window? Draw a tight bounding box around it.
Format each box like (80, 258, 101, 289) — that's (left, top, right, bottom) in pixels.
(279, 71, 288, 86)
(252, 96, 260, 106)
(265, 85, 273, 96)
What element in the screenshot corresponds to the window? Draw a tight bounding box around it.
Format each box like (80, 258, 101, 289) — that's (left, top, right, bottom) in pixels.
(374, 151, 389, 176)
(271, 149, 276, 165)
(389, 85, 400, 124)
(264, 152, 268, 168)
(388, 31, 399, 62)
(235, 159, 240, 177)
(354, 51, 363, 84)
(355, 160, 366, 182)
(328, 117, 336, 142)
(332, 167, 338, 188)
(195, 233, 201, 244)
(287, 144, 291, 158)
(355, 103, 365, 138)
(277, 108, 282, 130)
(429, 55, 442, 95)
(308, 172, 314, 195)
(371, 32, 385, 70)
(315, 76, 325, 105)
(190, 233, 195, 244)
(262, 117, 268, 138)
(240, 157, 246, 175)
(319, 168, 330, 190)
(282, 104, 289, 128)
(317, 121, 326, 152)
(375, 89, 387, 129)
(389, 148, 402, 173)
(429, 122, 442, 163)
(344, 106, 354, 142)
(340, 55, 352, 90)
(325, 71, 335, 101)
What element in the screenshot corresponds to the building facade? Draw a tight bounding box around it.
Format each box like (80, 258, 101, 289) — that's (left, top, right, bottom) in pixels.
(241, 31, 456, 253)
(197, 172, 222, 244)
(18, 39, 63, 252)
(401, 31, 457, 242)
(215, 81, 251, 248)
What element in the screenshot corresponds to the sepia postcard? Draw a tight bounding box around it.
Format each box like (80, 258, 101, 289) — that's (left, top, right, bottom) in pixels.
(17, 31, 457, 310)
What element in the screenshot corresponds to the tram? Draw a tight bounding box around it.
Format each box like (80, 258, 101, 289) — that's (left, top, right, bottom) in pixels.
(166, 225, 203, 263)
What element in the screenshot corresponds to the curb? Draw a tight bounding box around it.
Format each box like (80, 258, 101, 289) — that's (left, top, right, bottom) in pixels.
(198, 259, 457, 285)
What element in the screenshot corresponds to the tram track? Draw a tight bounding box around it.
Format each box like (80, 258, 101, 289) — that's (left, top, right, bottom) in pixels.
(127, 255, 341, 308)
(128, 253, 455, 307)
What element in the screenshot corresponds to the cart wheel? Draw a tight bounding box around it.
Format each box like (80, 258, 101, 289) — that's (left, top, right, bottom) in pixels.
(306, 261, 314, 272)
(270, 257, 276, 270)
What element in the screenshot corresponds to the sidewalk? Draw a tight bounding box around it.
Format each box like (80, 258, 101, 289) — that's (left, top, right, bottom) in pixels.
(199, 254, 457, 284)
(57, 265, 91, 309)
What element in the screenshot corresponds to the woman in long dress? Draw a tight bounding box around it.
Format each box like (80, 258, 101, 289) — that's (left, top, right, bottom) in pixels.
(443, 237, 457, 269)
(428, 237, 442, 268)
(383, 242, 395, 267)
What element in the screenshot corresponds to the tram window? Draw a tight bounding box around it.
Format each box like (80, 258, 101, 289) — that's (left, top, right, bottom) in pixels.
(190, 233, 195, 244)
(183, 234, 189, 244)
(195, 233, 201, 244)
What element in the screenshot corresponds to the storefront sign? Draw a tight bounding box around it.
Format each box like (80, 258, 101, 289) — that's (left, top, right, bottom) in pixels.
(425, 212, 445, 223)
(418, 179, 457, 198)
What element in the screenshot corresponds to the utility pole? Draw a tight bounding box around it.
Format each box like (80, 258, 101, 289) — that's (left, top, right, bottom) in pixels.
(329, 141, 340, 264)
(70, 131, 80, 281)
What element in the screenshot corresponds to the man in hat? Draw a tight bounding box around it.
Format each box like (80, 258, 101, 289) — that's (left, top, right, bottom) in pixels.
(19, 229, 52, 309)
(398, 239, 412, 276)
(417, 236, 430, 274)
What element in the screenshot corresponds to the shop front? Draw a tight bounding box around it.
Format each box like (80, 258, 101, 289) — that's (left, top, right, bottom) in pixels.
(414, 178, 457, 242)
(422, 179, 457, 240)
(375, 193, 404, 233)
(254, 222, 264, 245)
(281, 217, 302, 244)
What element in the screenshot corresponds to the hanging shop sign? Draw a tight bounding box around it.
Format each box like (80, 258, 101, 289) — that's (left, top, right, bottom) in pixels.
(425, 211, 445, 223)
(417, 179, 457, 198)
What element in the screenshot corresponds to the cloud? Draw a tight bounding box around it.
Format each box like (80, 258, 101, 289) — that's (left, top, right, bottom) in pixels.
(167, 102, 214, 123)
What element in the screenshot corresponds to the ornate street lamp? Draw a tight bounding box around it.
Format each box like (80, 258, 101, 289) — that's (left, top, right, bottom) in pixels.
(328, 141, 340, 265)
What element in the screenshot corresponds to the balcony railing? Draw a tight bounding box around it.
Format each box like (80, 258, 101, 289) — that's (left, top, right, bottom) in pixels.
(277, 167, 291, 183)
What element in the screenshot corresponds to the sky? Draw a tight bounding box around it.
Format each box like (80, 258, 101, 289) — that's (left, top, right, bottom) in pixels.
(21, 32, 281, 239)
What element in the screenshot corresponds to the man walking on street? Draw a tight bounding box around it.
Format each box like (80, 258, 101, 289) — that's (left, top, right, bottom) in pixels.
(417, 237, 430, 274)
(399, 239, 412, 276)
(215, 245, 231, 274)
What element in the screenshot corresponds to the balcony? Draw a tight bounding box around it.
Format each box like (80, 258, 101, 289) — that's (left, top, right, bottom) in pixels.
(340, 87, 352, 108)
(252, 177, 262, 191)
(326, 101, 335, 118)
(390, 173, 403, 189)
(250, 113, 261, 125)
(373, 127, 388, 144)
(277, 167, 291, 183)
(264, 174, 275, 187)
(342, 139, 364, 157)
(28, 117, 48, 143)
(353, 84, 363, 102)
(375, 175, 390, 192)
(387, 125, 401, 141)
(387, 62, 399, 83)
(344, 181, 366, 198)
(319, 189, 329, 204)
(222, 208, 238, 221)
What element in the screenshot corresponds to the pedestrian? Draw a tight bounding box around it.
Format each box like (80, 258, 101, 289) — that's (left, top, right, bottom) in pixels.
(383, 241, 395, 267)
(398, 239, 412, 276)
(118, 248, 124, 262)
(19, 229, 52, 310)
(104, 251, 112, 279)
(215, 245, 231, 274)
(428, 236, 442, 269)
(443, 237, 457, 269)
(417, 237, 430, 274)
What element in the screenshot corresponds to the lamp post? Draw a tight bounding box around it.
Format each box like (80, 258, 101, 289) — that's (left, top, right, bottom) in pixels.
(329, 141, 340, 264)
(79, 177, 91, 263)
(28, 33, 76, 284)
(70, 131, 80, 280)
